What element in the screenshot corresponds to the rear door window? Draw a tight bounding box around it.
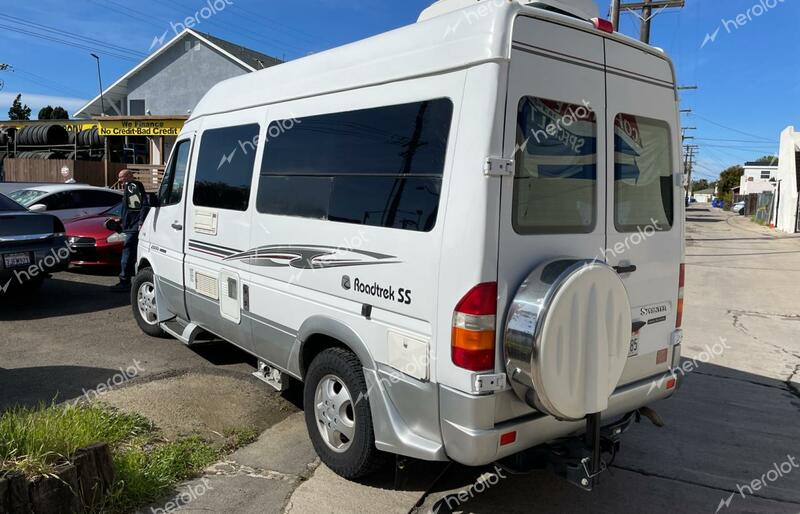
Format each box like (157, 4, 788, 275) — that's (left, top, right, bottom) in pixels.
(512, 97, 598, 234)
(613, 114, 673, 232)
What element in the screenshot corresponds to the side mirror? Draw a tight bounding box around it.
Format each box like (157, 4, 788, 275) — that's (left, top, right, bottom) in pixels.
(29, 204, 47, 212)
(105, 218, 123, 233)
(124, 181, 146, 211)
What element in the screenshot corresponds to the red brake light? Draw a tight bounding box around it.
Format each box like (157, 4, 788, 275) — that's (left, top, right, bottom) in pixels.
(676, 264, 685, 328)
(592, 17, 614, 33)
(454, 283, 497, 316)
(500, 431, 517, 446)
(452, 282, 497, 372)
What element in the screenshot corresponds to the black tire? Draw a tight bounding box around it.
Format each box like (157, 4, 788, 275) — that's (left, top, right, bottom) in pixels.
(303, 347, 386, 479)
(131, 268, 167, 338)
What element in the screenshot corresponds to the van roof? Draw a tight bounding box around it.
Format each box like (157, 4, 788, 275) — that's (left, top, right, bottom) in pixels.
(190, 2, 674, 120)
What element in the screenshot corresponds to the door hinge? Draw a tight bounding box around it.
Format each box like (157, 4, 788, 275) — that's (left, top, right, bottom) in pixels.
(473, 372, 507, 394)
(484, 157, 515, 177)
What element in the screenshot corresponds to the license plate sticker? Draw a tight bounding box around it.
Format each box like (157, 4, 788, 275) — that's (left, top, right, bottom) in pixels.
(3, 252, 31, 268)
(628, 335, 640, 358)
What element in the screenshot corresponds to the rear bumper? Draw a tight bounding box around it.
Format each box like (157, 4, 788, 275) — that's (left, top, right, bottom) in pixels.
(0, 236, 71, 278)
(440, 369, 679, 467)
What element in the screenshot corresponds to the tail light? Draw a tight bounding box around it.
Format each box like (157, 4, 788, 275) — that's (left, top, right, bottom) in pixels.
(452, 282, 497, 372)
(591, 18, 615, 34)
(676, 264, 685, 328)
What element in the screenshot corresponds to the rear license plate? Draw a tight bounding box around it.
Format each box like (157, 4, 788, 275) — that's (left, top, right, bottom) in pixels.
(3, 252, 32, 268)
(628, 335, 640, 358)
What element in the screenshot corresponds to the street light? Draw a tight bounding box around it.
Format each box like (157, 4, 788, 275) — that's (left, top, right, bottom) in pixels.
(90, 53, 105, 116)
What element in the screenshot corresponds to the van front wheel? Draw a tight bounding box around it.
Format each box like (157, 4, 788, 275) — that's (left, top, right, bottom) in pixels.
(131, 268, 166, 338)
(303, 347, 385, 479)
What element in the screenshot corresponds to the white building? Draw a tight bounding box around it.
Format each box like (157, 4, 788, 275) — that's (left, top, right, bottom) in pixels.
(693, 188, 714, 203)
(738, 161, 778, 195)
(772, 126, 799, 233)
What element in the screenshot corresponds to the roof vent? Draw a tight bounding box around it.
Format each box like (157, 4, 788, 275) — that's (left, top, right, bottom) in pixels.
(419, 0, 599, 22)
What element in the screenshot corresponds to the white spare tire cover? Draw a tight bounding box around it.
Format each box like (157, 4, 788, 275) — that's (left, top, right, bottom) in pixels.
(504, 259, 632, 421)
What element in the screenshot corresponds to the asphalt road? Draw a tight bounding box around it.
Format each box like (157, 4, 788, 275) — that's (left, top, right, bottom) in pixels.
(1, 205, 798, 514)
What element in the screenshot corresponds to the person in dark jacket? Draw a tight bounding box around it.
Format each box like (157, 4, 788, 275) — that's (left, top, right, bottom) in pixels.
(110, 170, 149, 292)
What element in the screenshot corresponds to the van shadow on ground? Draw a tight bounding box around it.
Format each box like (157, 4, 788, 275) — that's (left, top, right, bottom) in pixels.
(0, 274, 129, 321)
(415, 361, 800, 514)
(0, 365, 126, 411)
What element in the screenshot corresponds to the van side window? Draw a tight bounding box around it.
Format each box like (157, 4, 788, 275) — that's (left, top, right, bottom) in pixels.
(193, 124, 260, 211)
(513, 97, 597, 235)
(257, 99, 453, 232)
(613, 114, 673, 232)
(158, 139, 191, 207)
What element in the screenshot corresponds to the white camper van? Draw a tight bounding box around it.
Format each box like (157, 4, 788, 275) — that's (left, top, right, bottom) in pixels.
(131, 0, 685, 489)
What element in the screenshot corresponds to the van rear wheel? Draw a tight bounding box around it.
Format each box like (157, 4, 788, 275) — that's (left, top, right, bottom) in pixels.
(303, 347, 385, 479)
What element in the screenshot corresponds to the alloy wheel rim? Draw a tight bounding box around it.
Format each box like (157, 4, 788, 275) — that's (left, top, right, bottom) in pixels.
(137, 281, 158, 326)
(314, 374, 356, 453)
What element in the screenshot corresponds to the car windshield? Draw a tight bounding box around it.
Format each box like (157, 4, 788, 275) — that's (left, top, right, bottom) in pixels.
(104, 202, 123, 217)
(0, 194, 24, 212)
(8, 189, 48, 207)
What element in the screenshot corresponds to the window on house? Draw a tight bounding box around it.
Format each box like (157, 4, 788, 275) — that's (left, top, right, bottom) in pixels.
(761, 170, 771, 179)
(256, 99, 453, 232)
(129, 99, 145, 116)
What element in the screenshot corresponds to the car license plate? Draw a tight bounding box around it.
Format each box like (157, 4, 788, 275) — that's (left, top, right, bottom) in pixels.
(628, 335, 640, 358)
(3, 252, 32, 268)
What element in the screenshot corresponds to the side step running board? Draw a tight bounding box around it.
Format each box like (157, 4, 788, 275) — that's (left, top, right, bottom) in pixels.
(160, 318, 204, 346)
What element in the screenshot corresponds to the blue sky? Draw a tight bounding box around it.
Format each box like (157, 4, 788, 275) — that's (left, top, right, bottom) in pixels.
(1, 0, 798, 180)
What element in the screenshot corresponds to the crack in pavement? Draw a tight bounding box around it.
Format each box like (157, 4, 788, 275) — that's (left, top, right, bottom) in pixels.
(611, 464, 800, 506)
(205, 460, 300, 482)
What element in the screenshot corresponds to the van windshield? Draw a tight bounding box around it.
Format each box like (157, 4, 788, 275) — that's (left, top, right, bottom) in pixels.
(512, 97, 597, 235)
(613, 114, 673, 232)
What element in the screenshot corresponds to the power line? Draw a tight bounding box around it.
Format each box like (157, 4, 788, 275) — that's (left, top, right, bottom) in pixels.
(0, 23, 140, 62)
(611, 0, 685, 43)
(694, 137, 778, 144)
(0, 13, 146, 58)
(689, 113, 774, 142)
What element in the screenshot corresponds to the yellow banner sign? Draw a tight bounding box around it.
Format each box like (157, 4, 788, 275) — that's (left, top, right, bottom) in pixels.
(97, 119, 184, 137)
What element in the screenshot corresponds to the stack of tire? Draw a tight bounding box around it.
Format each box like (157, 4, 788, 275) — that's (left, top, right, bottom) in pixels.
(16, 124, 69, 146)
(75, 127, 104, 147)
(13, 150, 69, 160)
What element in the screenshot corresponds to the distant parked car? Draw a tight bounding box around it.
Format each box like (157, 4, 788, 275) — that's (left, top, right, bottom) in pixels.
(8, 185, 122, 222)
(64, 203, 125, 268)
(732, 201, 746, 215)
(0, 193, 70, 295)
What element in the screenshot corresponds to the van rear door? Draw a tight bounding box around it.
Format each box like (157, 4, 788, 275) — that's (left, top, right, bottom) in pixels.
(603, 40, 682, 360)
(498, 16, 608, 346)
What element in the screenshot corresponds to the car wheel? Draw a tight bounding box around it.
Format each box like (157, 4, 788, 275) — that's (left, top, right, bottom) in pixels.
(304, 347, 386, 479)
(132, 268, 167, 338)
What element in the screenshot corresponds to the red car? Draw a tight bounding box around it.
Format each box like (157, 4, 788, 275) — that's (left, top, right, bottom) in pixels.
(64, 203, 125, 268)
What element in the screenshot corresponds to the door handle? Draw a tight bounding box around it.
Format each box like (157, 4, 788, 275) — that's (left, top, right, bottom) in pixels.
(171, 222, 183, 231)
(613, 264, 637, 274)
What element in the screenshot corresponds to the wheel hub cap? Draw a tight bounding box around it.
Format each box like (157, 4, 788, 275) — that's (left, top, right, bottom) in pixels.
(314, 375, 355, 453)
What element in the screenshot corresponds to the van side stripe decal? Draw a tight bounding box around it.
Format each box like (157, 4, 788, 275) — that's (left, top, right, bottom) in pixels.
(223, 245, 400, 269)
(188, 240, 240, 258)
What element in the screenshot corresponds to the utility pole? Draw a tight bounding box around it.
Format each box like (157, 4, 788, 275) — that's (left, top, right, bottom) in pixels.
(615, 0, 685, 43)
(684, 145, 698, 204)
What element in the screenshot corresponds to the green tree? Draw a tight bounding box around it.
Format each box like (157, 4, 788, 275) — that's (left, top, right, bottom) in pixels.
(52, 106, 69, 119)
(692, 179, 710, 192)
(717, 165, 744, 195)
(38, 105, 53, 120)
(37, 105, 69, 120)
(751, 155, 778, 165)
(8, 94, 31, 120)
